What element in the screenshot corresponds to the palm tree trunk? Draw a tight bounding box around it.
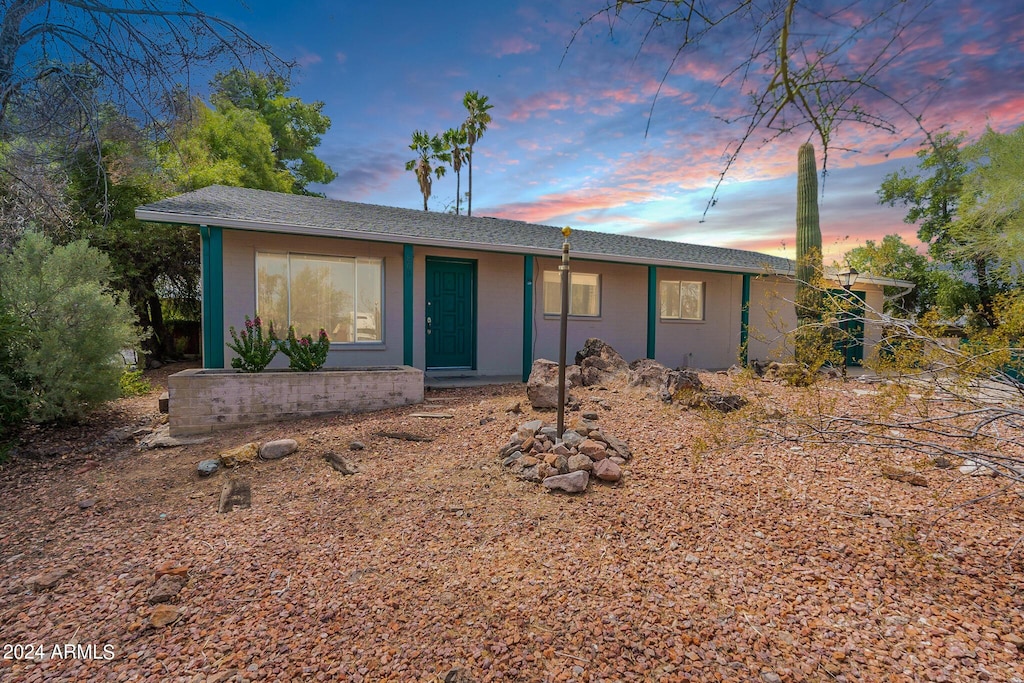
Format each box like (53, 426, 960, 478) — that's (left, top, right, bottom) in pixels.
(456, 171, 461, 215)
(467, 146, 473, 217)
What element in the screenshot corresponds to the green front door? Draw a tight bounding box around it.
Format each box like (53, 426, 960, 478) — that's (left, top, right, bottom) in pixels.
(834, 290, 865, 367)
(425, 258, 476, 369)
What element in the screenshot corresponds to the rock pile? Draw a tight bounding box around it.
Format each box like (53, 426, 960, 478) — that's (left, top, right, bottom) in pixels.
(498, 414, 632, 494)
(526, 338, 747, 413)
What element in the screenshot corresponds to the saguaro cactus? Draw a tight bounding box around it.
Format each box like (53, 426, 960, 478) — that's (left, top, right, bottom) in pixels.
(795, 142, 823, 325)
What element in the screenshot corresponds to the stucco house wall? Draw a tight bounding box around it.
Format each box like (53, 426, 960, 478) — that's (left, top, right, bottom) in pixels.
(221, 229, 405, 369)
(655, 268, 744, 369)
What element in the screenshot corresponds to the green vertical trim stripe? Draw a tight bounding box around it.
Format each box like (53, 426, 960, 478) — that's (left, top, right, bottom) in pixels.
(647, 266, 657, 359)
(200, 225, 224, 369)
(740, 273, 751, 365)
(402, 244, 414, 367)
(522, 254, 534, 382)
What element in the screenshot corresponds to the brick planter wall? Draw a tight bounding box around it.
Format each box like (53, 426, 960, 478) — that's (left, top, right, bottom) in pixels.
(167, 366, 424, 436)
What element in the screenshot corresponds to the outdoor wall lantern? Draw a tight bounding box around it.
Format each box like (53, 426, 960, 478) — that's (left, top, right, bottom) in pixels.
(837, 266, 859, 291)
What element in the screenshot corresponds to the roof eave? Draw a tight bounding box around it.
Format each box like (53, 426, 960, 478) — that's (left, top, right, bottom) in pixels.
(134, 208, 786, 276)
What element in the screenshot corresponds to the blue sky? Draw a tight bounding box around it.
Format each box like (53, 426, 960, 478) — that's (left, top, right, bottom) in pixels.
(207, 0, 1024, 264)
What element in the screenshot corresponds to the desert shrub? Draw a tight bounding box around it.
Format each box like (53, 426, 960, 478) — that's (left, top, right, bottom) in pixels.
(0, 232, 141, 425)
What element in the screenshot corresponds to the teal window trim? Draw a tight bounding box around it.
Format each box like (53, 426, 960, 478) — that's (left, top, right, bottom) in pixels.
(740, 273, 751, 365)
(200, 225, 224, 368)
(522, 254, 534, 382)
(403, 244, 414, 366)
(647, 266, 657, 359)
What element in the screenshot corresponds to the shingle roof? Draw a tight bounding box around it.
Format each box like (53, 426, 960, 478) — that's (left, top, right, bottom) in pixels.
(136, 184, 794, 274)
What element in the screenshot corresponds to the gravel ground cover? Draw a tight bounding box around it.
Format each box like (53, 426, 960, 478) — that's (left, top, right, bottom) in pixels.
(1, 363, 1023, 682)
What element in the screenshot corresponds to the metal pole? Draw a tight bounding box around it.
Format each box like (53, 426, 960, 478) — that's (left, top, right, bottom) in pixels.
(557, 227, 571, 438)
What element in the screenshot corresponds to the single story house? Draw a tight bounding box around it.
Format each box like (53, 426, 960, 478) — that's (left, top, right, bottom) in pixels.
(136, 184, 899, 380)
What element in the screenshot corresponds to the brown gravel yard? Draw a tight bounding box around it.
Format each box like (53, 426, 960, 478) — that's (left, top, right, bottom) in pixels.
(1, 362, 1023, 682)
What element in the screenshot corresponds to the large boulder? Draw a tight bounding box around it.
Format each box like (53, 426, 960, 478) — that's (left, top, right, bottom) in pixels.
(526, 359, 581, 409)
(628, 358, 671, 389)
(574, 338, 628, 386)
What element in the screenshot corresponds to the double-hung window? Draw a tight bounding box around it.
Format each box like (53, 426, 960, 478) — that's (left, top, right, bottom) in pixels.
(256, 252, 383, 343)
(660, 280, 704, 321)
(543, 271, 601, 317)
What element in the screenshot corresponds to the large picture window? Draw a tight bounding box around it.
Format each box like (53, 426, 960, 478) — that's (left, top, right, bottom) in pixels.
(660, 280, 704, 321)
(256, 252, 383, 343)
(543, 271, 600, 317)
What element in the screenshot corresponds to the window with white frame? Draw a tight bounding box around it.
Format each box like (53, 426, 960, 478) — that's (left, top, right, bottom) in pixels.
(256, 252, 383, 343)
(660, 280, 704, 320)
(543, 271, 601, 317)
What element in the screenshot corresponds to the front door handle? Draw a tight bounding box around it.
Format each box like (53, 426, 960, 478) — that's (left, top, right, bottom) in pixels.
(426, 316, 431, 334)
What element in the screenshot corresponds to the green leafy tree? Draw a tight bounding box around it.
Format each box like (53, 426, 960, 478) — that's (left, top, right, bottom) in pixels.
(210, 70, 337, 195)
(67, 109, 199, 361)
(954, 125, 1024, 283)
(164, 98, 294, 193)
(462, 91, 492, 217)
(0, 232, 141, 426)
(405, 130, 450, 211)
(442, 126, 468, 215)
(879, 130, 1019, 327)
(845, 234, 935, 317)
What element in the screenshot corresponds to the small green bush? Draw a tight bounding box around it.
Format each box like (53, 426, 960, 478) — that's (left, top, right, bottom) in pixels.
(0, 232, 141, 426)
(226, 315, 277, 372)
(276, 326, 330, 371)
(119, 369, 152, 397)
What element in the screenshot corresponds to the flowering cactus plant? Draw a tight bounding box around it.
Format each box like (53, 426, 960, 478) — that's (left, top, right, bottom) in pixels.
(276, 325, 330, 371)
(226, 316, 278, 372)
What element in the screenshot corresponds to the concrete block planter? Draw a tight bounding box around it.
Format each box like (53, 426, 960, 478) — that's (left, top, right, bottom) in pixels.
(167, 366, 423, 436)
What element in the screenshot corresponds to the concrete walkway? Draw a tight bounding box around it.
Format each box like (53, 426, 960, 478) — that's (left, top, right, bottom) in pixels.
(424, 373, 522, 389)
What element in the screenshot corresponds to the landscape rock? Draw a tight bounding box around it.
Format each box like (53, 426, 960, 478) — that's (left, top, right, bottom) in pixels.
(26, 568, 70, 591)
(567, 454, 594, 472)
(628, 358, 672, 389)
(603, 434, 632, 460)
(219, 443, 259, 468)
(349, 441, 365, 451)
(259, 439, 298, 460)
(197, 459, 221, 477)
(326, 453, 359, 475)
(578, 439, 608, 459)
(659, 368, 705, 402)
(148, 574, 186, 604)
(542, 470, 589, 494)
(560, 430, 583, 448)
(575, 338, 629, 386)
(139, 425, 210, 449)
(518, 419, 544, 438)
(593, 458, 622, 482)
(526, 359, 581, 409)
(700, 391, 748, 413)
(881, 464, 929, 487)
(502, 452, 523, 467)
(149, 604, 182, 628)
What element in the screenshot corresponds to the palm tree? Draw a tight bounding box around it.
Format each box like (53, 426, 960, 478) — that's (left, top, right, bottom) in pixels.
(405, 130, 450, 211)
(442, 126, 468, 215)
(462, 91, 493, 217)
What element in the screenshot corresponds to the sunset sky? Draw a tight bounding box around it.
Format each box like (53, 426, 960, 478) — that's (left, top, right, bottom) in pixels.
(212, 0, 1024, 265)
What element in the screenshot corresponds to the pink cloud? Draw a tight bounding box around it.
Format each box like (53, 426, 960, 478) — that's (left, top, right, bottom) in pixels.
(335, 52, 347, 64)
(492, 36, 540, 58)
(296, 52, 323, 68)
(959, 42, 998, 57)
